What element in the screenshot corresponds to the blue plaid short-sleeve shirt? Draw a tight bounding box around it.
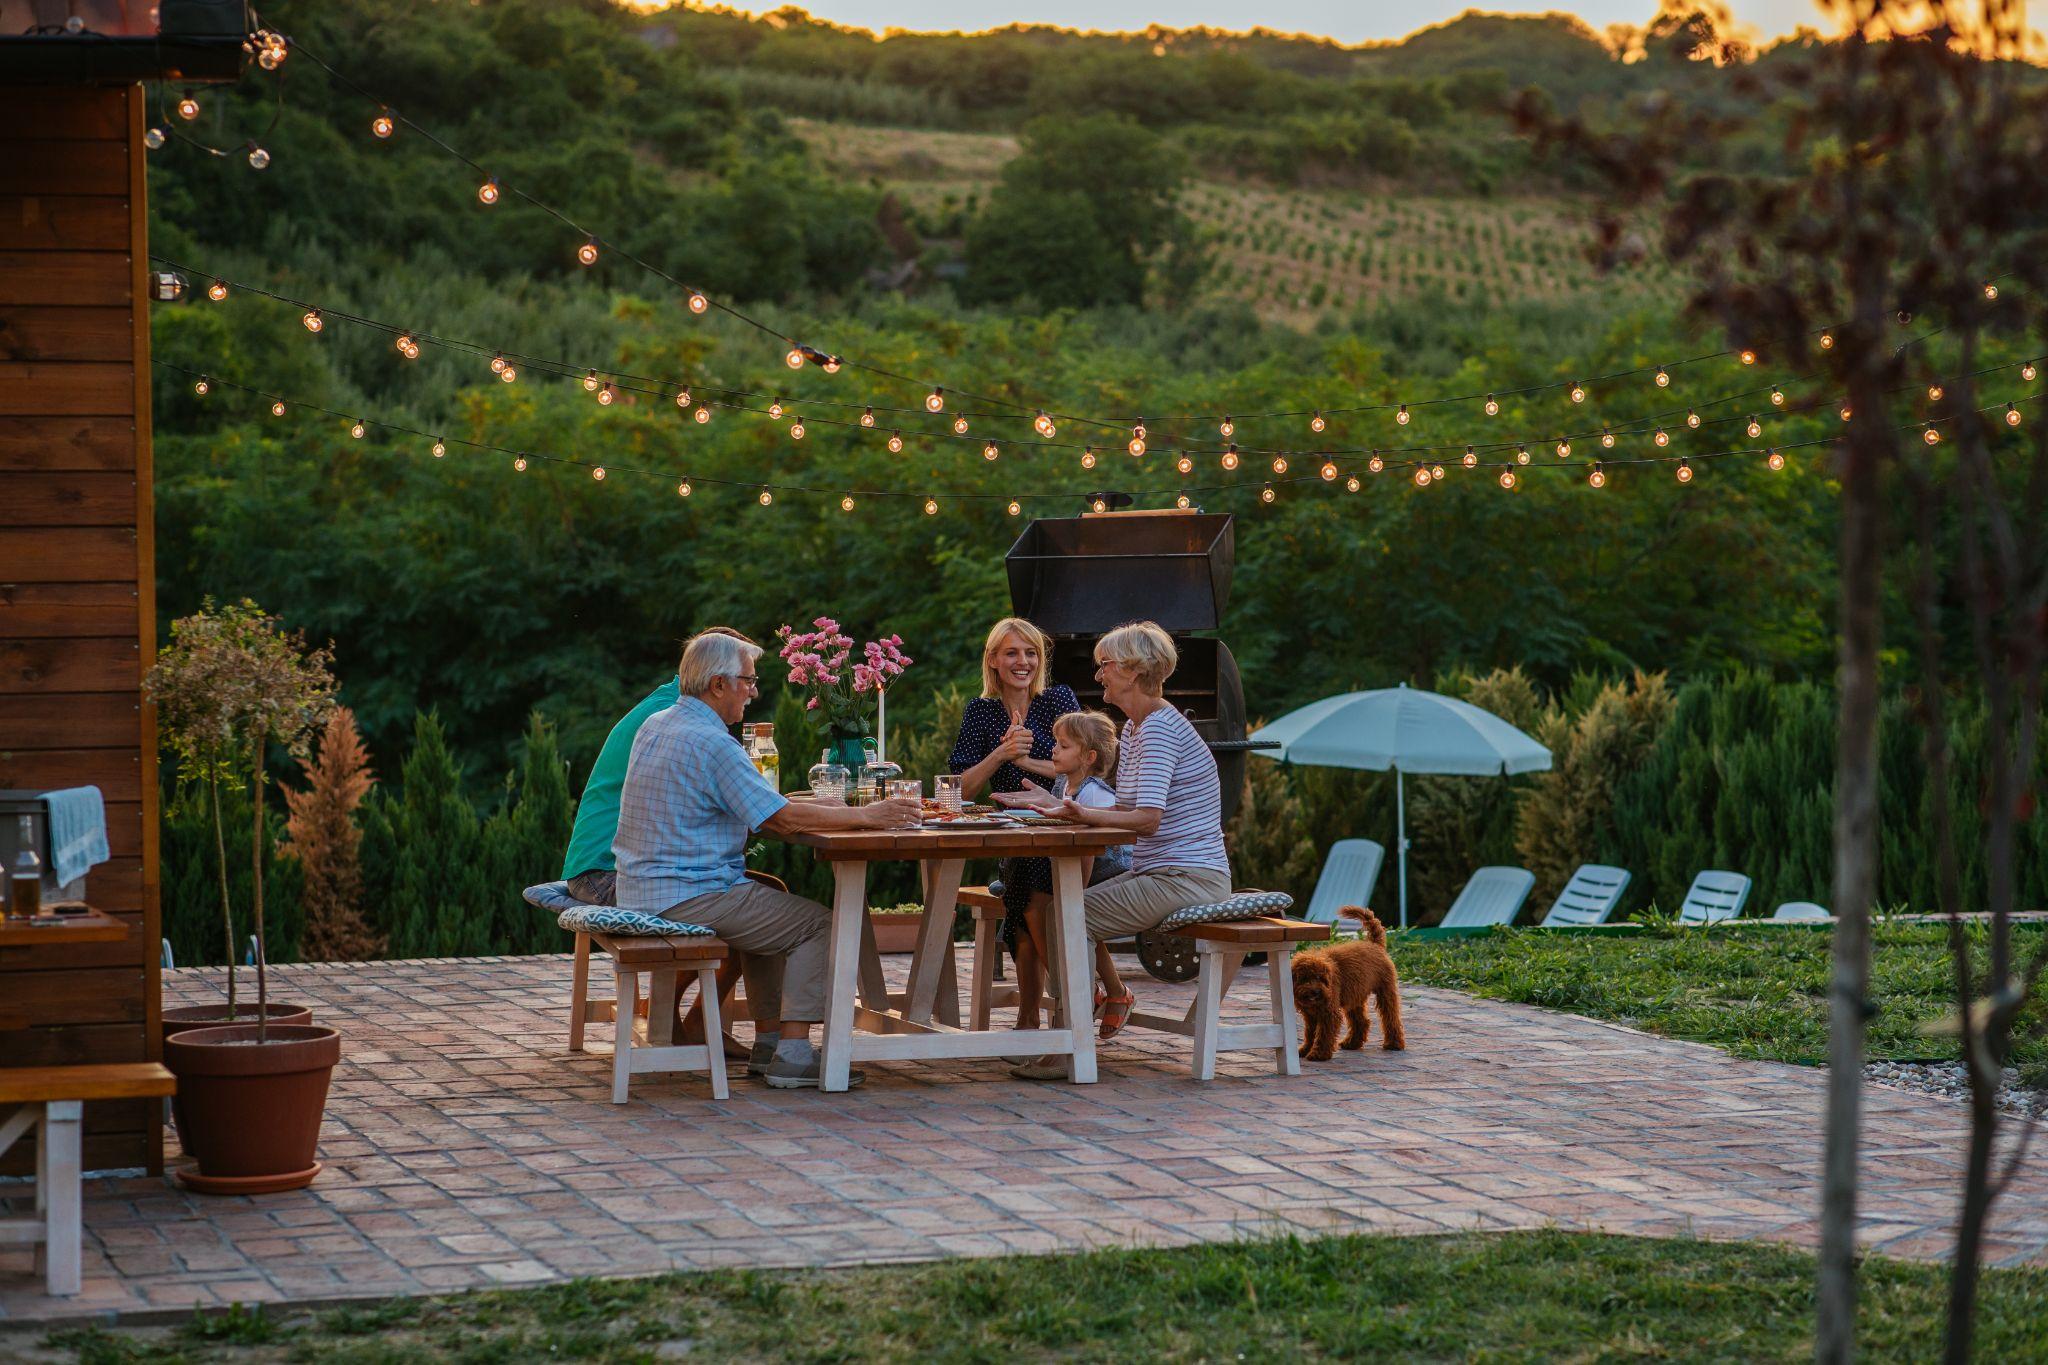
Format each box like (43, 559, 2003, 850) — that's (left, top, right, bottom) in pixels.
(613, 696, 788, 912)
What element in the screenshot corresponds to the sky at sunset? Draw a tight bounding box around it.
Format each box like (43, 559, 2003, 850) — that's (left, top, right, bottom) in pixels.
(700, 1, 1835, 44)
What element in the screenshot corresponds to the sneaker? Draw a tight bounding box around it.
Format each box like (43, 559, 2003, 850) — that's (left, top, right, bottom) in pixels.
(745, 1040, 778, 1079)
(762, 1044, 865, 1090)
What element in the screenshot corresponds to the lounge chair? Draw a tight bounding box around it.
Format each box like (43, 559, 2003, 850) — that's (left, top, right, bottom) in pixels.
(1676, 870, 1752, 924)
(1538, 864, 1633, 927)
(1302, 838, 1386, 927)
(1772, 901, 1830, 921)
(1438, 866, 1537, 928)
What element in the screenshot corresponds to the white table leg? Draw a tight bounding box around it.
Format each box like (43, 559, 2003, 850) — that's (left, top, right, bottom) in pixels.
(697, 965, 730, 1100)
(820, 860, 870, 1092)
(856, 910, 889, 1011)
(44, 1100, 81, 1296)
(612, 968, 637, 1104)
(906, 858, 964, 1024)
(569, 931, 592, 1053)
(1051, 856, 1096, 1083)
(1269, 946, 1302, 1076)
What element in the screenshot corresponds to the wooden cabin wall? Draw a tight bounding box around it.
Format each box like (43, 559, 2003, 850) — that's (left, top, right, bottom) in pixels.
(0, 82, 162, 1174)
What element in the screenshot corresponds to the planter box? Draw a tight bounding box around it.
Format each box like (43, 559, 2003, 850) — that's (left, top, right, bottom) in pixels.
(870, 916, 924, 953)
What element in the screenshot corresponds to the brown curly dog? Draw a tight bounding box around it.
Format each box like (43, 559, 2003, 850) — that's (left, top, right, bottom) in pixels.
(1292, 908, 1405, 1060)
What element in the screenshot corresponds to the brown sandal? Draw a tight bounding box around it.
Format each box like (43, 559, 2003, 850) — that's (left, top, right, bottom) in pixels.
(1098, 990, 1135, 1041)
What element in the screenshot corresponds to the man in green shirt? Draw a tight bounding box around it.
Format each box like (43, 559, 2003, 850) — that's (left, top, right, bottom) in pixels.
(562, 677, 680, 904)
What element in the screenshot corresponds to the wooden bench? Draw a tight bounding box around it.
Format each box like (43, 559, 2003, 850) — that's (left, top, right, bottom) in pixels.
(960, 886, 1032, 1030)
(1126, 918, 1328, 1080)
(0, 1064, 175, 1295)
(569, 931, 732, 1104)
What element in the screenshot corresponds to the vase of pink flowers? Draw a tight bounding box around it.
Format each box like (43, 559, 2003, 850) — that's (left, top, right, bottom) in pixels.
(775, 619, 913, 776)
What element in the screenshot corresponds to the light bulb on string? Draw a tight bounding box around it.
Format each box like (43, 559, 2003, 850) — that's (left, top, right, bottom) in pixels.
(759, 487, 773, 506)
(144, 127, 165, 150)
(1770, 386, 1785, 407)
(490, 352, 507, 374)
(432, 439, 446, 458)
(887, 432, 904, 453)
(952, 416, 970, 436)
(1655, 368, 1670, 388)
(1461, 446, 1478, 469)
(1413, 466, 1431, 488)
(478, 178, 499, 205)
(1653, 427, 1669, 448)
(207, 280, 227, 302)
(1260, 483, 1276, 504)
(1368, 454, 1384, 474)
(1128, 432, 1147, 457)
(925, 388, 945, 413)
(785, 347, 805, 370)
(678, 480, 692, 497)
(513, 456, 527, 472)
(1176, 455, 1193, 474)
(1220, 417, 1235, 438)
(1079, 449, 1096, 469)
(1676, 459, 1694, 483)
(1431, 464, 1446, 482)
(2007, 403, 2023, 427)
(1600, 428, 1615, 450)
(577, 239, 599, 267)
(1221, 446, 1239, 471)
(193, 377, 209, 395)
(1740, 348, 1757, 366)
(1820, 331, 1835, 350)
(592, 465, 607, 482)
(271, 400, 286, 417)
(396, 335, 419, 359)
(583, 370, 601, 392)
(499, 363, 516, 383)
(1272, 456, 1288, 474)
(1839, 403, 1853, 422)
(1484, 394, 1499, 417)
(789, 418, 805, 440)
(246, 146, 270, 170)
(823, 356, 841, 374)
(1767, 448, 1785, 470)
(1395, 404, 1411, 425)
(860, 407, 875, 428)
(372, 111, 394, 139)
(1345, 476, 1360, 492)
(1091, 496, 1109, 513)
(840, 494, 856, 513)
(2025, 362, 2039, 382)
(1310, 411, 1326, 434)
(984, 441, 1000, 462)
(1745, 416, 1761, 439)
(1924, 425, 1942, 446)
(597, 383, 615, 405)
(687, 291, 708, 314)
(1034, 411, 1055, 438)
(1686, 409, 1701, 429)
(693, 406, 711, 425)
(1320, 461, 1338, 481)
(1985, 282, 2000, 300)
(1007, 500, 1022, 517)
(1570, 382, 1586, 403)
(1928, 383, 1944, 402)
(675, 389, 691, 408)
(1555, 439, 1571, 459)
(350, 419, 366, 439)
(767, 399, 783, 419)
(177, 95, 199, 120)
(1178, 493, 1195, 508)
(1589, 463, 1606, 489)
(1515, 445, 1531, 465)
(302, 309, 323, 333)
(1499, 469, 1517, 489)
(924, 497, 939, 516)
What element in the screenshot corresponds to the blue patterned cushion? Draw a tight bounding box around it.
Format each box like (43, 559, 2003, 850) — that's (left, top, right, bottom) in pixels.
(1158, 890, 1295, 930)
(523, 882, 712, 936)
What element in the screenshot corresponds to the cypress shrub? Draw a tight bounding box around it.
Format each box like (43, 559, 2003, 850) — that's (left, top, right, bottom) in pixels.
(480, 713, 576, 954)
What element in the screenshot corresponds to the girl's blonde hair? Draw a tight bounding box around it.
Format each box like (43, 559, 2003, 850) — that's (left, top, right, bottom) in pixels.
(981, 616, 1051, 699)
(1093, 620, 1177, 693)
(1054, 710, 1119, 781)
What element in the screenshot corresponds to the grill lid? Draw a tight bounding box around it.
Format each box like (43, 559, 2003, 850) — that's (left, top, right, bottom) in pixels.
(1005, 510, 1234, 635)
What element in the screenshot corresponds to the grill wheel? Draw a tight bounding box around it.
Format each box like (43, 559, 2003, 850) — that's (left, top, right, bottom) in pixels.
(1135, 930, 1200, 983)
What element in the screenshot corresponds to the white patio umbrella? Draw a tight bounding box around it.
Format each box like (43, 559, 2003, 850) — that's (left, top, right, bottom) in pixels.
(1248, 683, 1552, 927)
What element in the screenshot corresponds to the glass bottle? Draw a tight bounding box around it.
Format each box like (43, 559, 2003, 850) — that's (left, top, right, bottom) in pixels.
(755, 723, 779, 789)
(11, 814, 41, 919)
(808, 749, 849, 802)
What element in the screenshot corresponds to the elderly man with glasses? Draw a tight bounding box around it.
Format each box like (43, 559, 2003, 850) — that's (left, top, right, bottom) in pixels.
(614, 628, 920, 1089)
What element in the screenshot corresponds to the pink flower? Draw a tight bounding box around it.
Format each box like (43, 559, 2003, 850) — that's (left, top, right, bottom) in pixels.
(806, 696, 819, 711)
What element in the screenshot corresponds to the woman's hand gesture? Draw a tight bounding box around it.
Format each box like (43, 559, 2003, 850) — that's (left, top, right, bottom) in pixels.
(992, 778, 1061, 813)
(997, 710, 1034, 762)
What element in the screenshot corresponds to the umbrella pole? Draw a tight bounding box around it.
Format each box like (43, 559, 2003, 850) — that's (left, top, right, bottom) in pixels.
(1396, 767, 1408, 929)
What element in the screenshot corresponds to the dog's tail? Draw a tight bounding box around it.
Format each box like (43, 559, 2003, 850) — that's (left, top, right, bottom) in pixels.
(1343, 907, 1389, 945)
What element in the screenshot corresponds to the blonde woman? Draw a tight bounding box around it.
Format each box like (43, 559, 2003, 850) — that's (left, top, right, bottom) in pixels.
(999, 621, 1232, 1074)
(948, 617, 1079, 1029)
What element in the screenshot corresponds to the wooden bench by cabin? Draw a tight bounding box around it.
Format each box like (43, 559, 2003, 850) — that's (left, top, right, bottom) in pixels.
(0, 1064, 175, 1295)
(1126, 918, 1328, 1080)
(568, 932, 732, 1104)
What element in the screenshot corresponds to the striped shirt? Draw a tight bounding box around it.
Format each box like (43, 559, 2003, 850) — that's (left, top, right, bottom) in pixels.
(613, 696, 788, 912)
(1117, 705, 1230, 875)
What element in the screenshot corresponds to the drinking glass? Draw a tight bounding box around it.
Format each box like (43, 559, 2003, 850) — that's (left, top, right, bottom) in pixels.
(933, 774, 963, 811)
(887, 778, 923, 825)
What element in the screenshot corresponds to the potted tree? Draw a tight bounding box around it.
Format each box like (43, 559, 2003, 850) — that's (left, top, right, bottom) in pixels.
(146, 599, 342, 1193)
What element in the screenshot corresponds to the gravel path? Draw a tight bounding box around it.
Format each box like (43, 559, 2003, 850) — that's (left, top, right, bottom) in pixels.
(1865, 1060, 2048, 1120)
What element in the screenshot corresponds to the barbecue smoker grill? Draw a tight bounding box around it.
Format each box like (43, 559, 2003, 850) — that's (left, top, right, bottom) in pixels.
(1005, 508, 1276, 981)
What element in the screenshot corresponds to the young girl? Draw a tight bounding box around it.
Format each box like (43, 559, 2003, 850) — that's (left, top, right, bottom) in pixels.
(997, 711, 1131, 1044)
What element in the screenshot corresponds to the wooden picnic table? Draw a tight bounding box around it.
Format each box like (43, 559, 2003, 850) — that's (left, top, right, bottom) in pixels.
(771, 821, 1134, 1092)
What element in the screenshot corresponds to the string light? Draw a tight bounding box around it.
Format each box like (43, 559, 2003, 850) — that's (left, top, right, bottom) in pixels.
(1820, 331, 1835, 350)
(478, 178, 499, 205)
(144, 127, 165, 150)
(678, 480, 692, 496)
(2025, 362, 2039, 382)
(1178, 493, 1195, 508)
(597, 382, 615, 404)
(687, 292, 708, 314)
(302, 309, 323, 332)
(372, 110, 394, 139)
(1740, 349, 1757, 366)
(2007, 403, 2023, 427)
(1928, 383, 1945, 402)
(924, 497, 939, 516)
(1345, 476, 1360, 492)
(840, 493, 855, 512)
(1589, 463, 1607, 488)
(1686, 409, 1701, 429)
(177, 95, 199, 120)
(860, 407, 875, 428)
(1321, 461, 1338, 481)
(693, 407, 710, 425)
(1079, 449, 1096, 469)
(207, 280, 228, 302)
(1655, 368, 1670, 388)
(1483, 394, 1499, 417)
(1770, 386, 1786, 406)
(582, 370, 600, 391)
(1570, 382, 1586, 403)
(1461, 447, 1478, 468)
(499, 363, 517, 383)
(1261, 483, 1277, 503)
(1676, 459, 1694, 483)
(675, 389, 691, 407)
(1091, 496, 1108, 513)
(350, 419, 366, 439)
(1839, 403, 1853, 422)
(1653, 428, 1669, 448)
(1128, 430, 1147, 457)
(746, 485, 770, 507)
(193, 377, 209, 395)
(1413, 466, 1431, 488)
(984, 441, 1000, 461)
(789, 418, 805, 440)
(1431, 464, 1446, 482)
(1766, 448, 1785, 470)
(1556, 439, 1571, 458)
(577, 239, 599, 267)
(1515, 445, 1531, 465)
(1221, 446, 1240, 471)
(887, 432, 904, 453)
(1220, 417, 1235, 438)
(1272, 457, 1289, 474)
(396, 334, 419, 359)
(1499, 469, 1517, 489)
(823, 356, 841, 374)
(1176, 455, 1193, 474)
(1924, 425, 1942, 446)
(1034, 412, 1056, 438)
(1368, 454, 1384, 474)
(926, 388, 945, 413)
(1310, 412, 1326, 434)
(490, 352, 507, 374)
(271, 400, 286, 417)
(1007, 500, 1022, 516)
(785, 347, 805, 370)
(592, 465, 607, 482)
(1745, 416, 1762, 439)
(1395, 404, 1411, 426)
(432, 439, 446, 458)
(1599, 428, 1615, 450)
(952, 415, 970, 436)
(767, 399, 783, 419)
(513, 455, 527, 471)
(1985, 283, 2000, 300)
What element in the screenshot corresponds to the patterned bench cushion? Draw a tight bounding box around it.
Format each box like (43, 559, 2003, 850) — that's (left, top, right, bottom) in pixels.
(522, 882, 712, 936)
(1158, 890, 1296, 930)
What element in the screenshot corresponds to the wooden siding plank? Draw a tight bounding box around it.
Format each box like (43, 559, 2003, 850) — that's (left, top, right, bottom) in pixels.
(0, 635, 142, 692)
(0, 361, 132, 415)
(0, 196, 129, 251)
(0, 908, 140, 971)
(6, 969, 144, 1026)
(128, 77, 163, 1179)
(0, 142, 128, 195)
(103, 800, 141, 858)
(0, 416, 135, 471)
(0, 90, 128, 140)
(0, 526, 140, 581)
(0, 1024, 147, 1068)
(0, 471, 138, 526)
(0, 583, 141, 638)
(0, 252, 130, 306)
(0, 306, 132, 362)
(0, 693, 142, 748)
(0, 749, 141, 802)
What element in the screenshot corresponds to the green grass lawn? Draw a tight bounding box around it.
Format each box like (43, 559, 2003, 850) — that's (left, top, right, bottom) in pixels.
(28, 1230, 2048, 1363)
(1392, 921, 2048, 1072)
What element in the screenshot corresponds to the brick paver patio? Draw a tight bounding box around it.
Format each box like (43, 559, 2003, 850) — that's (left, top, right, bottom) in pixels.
(3, 948, 2045, 1323)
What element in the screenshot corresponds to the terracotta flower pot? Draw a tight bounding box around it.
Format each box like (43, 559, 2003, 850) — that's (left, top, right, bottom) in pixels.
(870, 916, 924, 953)
(161, 1001, 311, 1055)
(164, 1024, 340, 1195)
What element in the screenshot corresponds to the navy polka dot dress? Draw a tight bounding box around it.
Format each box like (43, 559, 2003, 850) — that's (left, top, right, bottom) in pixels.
(949, 684, 1080, 945)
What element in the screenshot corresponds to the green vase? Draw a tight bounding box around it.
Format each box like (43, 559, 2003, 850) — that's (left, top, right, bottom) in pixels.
(827, 733, 875, 776)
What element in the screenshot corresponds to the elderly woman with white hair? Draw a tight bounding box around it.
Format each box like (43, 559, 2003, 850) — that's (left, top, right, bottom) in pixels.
(996, 620, 1232, 1076)
(613, 628, 921, 1089)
